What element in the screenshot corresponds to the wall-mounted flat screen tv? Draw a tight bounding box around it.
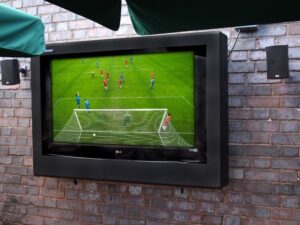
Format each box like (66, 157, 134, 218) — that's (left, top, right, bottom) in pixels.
(32, 32, 228, 187)
(52, 51, 196, 149)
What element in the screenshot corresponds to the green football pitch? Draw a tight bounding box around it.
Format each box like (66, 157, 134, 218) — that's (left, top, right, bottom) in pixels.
(51, 51, 196, 148)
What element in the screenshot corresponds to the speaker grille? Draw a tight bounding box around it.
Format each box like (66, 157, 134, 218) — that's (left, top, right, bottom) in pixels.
(266, 45, 289, 79)
(1, 59, 20, 85)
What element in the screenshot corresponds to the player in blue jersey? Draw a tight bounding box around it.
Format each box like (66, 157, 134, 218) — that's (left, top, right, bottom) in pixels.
(91, 71, 95, 79)
(130, 56, 133, 64)
(84, 99, 90, 112)
(150, 78, 155, 89)
(75, 94, 80, 108)
(120, 72, 124, 84)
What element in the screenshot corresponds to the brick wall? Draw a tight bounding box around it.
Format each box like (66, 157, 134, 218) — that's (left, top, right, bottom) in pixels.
(1, 0, 300, 224)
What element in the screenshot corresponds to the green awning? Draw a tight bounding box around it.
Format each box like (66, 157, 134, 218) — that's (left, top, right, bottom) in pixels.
(46, 0, 300, 35)
(126, 0, 300, 35)
(0, 3, 45, 57)
(42, 0, 121, 31)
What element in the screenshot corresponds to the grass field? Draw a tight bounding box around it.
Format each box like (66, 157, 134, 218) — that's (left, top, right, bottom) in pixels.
(51, 51, 196, 147)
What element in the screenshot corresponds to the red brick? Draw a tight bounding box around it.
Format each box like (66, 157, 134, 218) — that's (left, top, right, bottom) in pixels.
(244, 120, 280, 132)
(41, 188, 64, 198)
(142, 209, 170, 220)
(62, 210, 75, 220)
(189, 214, 202, 223)
(121, 196, 149, 206)
(274, 85, 300, 95)
(229, 109, 251, 119)
(77, 213, 101, 223)
(45, 178, 58, 189)
(57, 199, 82, 210)
(0, 156, 12, 165)
(172, 211, 188, 222)
(191, 190, 225, 202)
(289, 23, 300, 34)
(45, 199, 57, 208)
(254, 207, 271, 218)
(175, 200, 197, 211)
(272, 208, 293, 220)
(9, 147, 32, 156)
(225, 181, 254, 192)
(21, 176, 44, 186)
(226, 192, 244, 204)
(245, 194, 280, 207)
(23, 156, 33, 166)
(119, 218, 146, 225)
(60, 179, 83, 190)
(4, 184, 27, 195)
(201, 215, 222, 225)
(22, 215, 44, 225)
(198, 202, 215, 213)
(282, 196, 300, 208)
(245, 170, 280, 182)
(6, 166, 28, 175)
(241, 218, 280, 225)
(22, 196, 44, 207)
(272, 159, 300, 169)
(99, 205, 126, 216)
(218, 203, 252, 216)
(251, 133, 270, 144)
(229, 168, 244, 179)
(126, 206, 141, 217)
(244, 145, 280, 157)
(245, 96, 280, 108)
(39, 207, 62, 218)
(229, 157, 251, 167)
(253, 159, 271, 168)
(280, 171, 298, 182)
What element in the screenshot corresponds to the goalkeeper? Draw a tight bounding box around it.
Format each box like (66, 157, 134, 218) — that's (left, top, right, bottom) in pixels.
(124, 112, 131, 128)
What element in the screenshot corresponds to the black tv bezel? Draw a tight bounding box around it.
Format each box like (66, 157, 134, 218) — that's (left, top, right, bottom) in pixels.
(32, 32, 228, 188)
(47, 48, 205, 161)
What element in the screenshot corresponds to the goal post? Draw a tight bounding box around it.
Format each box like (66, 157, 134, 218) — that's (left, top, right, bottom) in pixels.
(54, 108, 194, 147)
(73, 109, 82, 132)
(73, 108, 168, 133)
(158, 110, 168, 133)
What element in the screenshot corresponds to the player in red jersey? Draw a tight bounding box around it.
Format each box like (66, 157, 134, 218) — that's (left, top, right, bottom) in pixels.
(106, 72, 110, 81)
(125, 59, 128, 67)
(150, 71, 155, 89)
(118, 79, 123, 88)
(103, 79, 108, 90)
(100, 69, 104, 77)
(162, 113, 171, 131)
(150, 71, 155, 79)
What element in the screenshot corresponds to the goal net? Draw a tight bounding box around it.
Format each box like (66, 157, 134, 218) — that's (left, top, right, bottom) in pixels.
(53, 108, 193, 147)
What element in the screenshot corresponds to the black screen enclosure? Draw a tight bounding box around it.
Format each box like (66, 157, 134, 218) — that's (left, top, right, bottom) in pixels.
(31, 31, 228, 188)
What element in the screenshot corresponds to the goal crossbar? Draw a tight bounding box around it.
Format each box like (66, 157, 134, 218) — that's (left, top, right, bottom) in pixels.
(74, 108, 168, 112)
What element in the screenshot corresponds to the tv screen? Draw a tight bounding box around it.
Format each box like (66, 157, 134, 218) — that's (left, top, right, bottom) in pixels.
(32, 32, 228, 187)
(51, 51, 196, 149)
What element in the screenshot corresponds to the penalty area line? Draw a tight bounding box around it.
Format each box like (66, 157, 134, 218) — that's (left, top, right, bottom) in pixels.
(52, 96, 188, 107)
(181, 96, 194, 108)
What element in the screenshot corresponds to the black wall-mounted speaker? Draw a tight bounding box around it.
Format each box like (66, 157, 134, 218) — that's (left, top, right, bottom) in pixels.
(266, 45, 289, 79)
(1, 59, 20, 85)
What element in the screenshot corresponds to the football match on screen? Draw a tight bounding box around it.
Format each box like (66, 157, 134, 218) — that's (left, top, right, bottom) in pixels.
(51, 51, 196, 148)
